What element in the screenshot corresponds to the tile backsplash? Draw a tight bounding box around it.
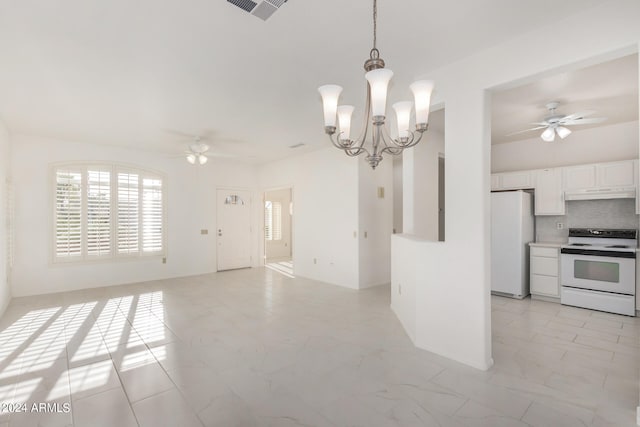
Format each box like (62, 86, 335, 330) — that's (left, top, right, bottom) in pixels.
(536, 199, 640, 243)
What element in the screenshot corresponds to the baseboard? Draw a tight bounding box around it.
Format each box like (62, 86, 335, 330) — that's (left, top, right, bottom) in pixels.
(531, 294, 561, 304)
(636, 406, 639, 425)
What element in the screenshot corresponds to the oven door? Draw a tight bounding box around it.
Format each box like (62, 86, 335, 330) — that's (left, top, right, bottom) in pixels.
(560, 252, 636, 295)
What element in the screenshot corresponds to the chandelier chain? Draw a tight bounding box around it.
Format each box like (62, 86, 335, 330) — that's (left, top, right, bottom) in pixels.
(373, 0, 377, 50)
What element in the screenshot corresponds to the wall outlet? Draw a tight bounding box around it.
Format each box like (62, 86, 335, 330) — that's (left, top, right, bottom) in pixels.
(353, 231, 357, 238)
(162, 257, 167, 264)
(313, 258, 317, 264)
(398, 284, 402, 295)
(377, 187, 385, 198)
(201, 229, 208, 235)
(364, 231, 368, 238)
(556, 222, 564, 230)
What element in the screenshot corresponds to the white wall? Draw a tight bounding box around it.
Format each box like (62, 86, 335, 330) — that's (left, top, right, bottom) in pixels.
(492, 120, 639, 172)
(392, 0, 640, 371)
(0, 120, 11, 316)
(358, 156, 393, 288)
(11, 134, 259, 297)
(258, 148, 360, 289)
(264, 188, 292, 260)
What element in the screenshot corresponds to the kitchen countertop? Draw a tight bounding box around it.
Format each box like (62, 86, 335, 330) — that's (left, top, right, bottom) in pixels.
(529, 242, 563, 248)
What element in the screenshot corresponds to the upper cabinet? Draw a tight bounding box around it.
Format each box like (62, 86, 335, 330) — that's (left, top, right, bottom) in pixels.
(491, 159, 639, 216)
(492, 170, 534, 191)
(564, 161, 635, 190)
(597, 161, 635, 187)
(563, 165, 597, 190)
(534, 168, 564, 216)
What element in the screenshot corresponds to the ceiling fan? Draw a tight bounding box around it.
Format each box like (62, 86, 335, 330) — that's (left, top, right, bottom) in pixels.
(508, 101, 607, 142)
(185, 137, 210, 165)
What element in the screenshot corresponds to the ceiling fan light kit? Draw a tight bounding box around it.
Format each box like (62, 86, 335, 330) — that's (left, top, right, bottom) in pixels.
(318, 0, 434, 169)
(185, 140, 210, 165)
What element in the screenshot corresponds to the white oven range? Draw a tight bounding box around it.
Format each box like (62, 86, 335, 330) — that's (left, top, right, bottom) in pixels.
(560, 228, 637, 317)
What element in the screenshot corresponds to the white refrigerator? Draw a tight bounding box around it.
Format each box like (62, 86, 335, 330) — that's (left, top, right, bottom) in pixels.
(491, 190, 534, 299)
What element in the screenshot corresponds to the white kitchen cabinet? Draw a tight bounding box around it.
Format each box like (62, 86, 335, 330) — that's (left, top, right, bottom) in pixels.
(534, 168, 564, 215)
(597, 161, 635, 187)
(563, 164, 597, 190)
(499, 171, 534, 190)
(491, 174, 501, 191)
(564, 160, 635, 191)
(529, 245, 560, 299)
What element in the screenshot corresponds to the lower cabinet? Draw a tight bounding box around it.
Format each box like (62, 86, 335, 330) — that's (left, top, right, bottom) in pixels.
(530, 245, 560, 298)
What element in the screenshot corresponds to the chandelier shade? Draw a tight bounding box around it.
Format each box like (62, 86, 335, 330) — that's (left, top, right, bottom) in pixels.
(318, 85, 343, 128)
(317, 0, 434, 169)
(365, 69, 394, 118)
(392, 101, 413, 140)
(337, 105, 355, 141)
(410, 80, 435, 126)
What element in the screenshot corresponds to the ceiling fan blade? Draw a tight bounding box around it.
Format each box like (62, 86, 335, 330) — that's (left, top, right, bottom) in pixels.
(560, 110, 596, 121)
(561, 117, 607, 126)
(505, 126, 548, 137)
(164, 128, 198, 139)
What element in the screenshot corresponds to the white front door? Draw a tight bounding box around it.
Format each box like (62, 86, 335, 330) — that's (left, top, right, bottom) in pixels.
(217, 189, 252, 271)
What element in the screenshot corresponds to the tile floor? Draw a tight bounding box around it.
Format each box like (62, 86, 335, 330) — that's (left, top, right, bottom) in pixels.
(0, 268, 638, 426)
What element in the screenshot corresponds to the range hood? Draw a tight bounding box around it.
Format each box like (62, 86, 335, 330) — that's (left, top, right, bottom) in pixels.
(564, 187, 636, 201)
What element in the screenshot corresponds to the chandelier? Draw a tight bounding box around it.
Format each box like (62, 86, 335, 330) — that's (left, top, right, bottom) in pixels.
(318, 0, 434, 169)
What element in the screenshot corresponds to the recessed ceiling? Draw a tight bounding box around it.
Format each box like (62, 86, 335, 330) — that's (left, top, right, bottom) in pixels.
(492, 54, 639, 145)
(0, 0, 611, 163)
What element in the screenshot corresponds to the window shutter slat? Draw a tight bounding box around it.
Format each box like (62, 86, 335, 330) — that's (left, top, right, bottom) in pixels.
(142, 177, 163, 253)
(117, 172, 139, 254)
(272, 202, 282, 241)
(87, 169, 111, 256)
(55, 169, 83, 258)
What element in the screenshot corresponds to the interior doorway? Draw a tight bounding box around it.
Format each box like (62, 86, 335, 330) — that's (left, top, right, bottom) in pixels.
(264, 187, 293, 277)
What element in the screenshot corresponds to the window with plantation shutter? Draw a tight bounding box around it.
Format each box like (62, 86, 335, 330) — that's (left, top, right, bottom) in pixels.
(264, 200, 282, 241)
(264, 201, 273, 241)
(52, 164, 165, 263)
(55, 169, 83, 259)
(142, 177, 163, 253)
(117, 172, 139, 255)
(87, 169, 111, 257)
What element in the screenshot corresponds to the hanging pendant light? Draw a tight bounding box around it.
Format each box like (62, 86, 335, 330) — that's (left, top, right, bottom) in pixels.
(318, 0, 434, 169)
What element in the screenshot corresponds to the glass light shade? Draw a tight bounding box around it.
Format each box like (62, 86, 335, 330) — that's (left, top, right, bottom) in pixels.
(556, 126, 572, 139)
(392, 101, 413, 139)
(186, 154, 196, 164)
(318, 85, 343, 127)
(337, 105, 355, 141)
(198, 154, 208, 165)
(541, 127, 556, 142)
(365, 69, 394, 117)
(410, 80, 434, 125)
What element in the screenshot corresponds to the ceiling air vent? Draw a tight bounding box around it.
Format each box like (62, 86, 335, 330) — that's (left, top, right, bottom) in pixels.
(227, 0, 257, 13)
(228, 0, 288, 21)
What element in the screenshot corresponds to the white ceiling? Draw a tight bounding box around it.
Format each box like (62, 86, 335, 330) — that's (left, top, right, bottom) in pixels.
(0, 0, 612, 163)
(492, 54, 639, 145)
